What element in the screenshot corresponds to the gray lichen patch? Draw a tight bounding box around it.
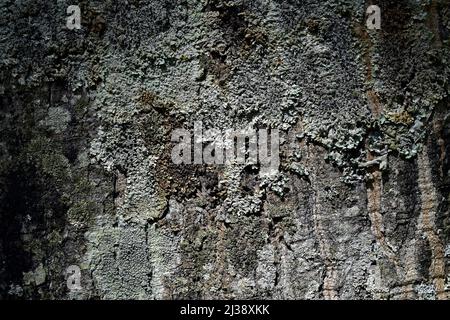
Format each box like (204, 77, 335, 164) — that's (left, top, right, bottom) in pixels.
(1, 0, 449, 300)
(23, 263, 46, 287)
(40, 106, 72, 133)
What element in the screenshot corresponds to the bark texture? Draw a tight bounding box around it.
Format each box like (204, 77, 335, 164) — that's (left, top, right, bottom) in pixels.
(0, 0, 449, 299)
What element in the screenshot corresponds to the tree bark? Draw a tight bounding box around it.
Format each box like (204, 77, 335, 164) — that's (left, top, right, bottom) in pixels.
(0, 0, 449, 299)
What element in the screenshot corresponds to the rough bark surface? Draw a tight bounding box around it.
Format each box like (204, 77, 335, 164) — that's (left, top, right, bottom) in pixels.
(0, 0, 449, 299)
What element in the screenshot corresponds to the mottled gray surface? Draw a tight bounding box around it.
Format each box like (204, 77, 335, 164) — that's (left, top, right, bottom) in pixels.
(0, 0, 449, 299)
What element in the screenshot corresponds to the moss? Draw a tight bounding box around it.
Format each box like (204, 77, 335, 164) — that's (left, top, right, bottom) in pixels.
(179, 54, 190, 62)
(67, 201, 96, 228)
(386, 111, 415, 125)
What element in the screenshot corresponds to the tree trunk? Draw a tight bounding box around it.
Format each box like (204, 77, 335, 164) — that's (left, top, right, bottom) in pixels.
(0, 0, 449, 299)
